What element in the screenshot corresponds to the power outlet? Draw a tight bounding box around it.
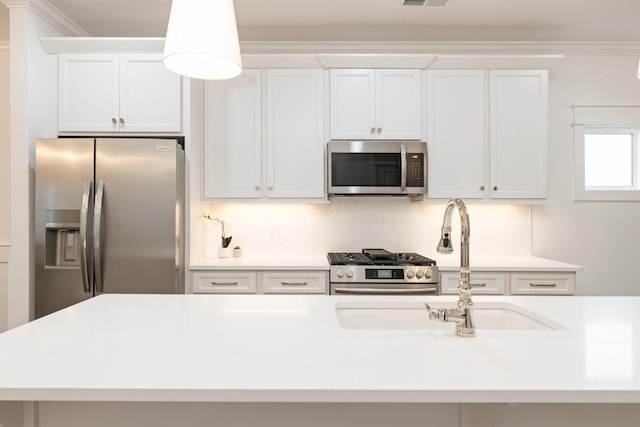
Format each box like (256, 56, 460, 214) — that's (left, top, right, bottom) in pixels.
(268, 227, 277, 242)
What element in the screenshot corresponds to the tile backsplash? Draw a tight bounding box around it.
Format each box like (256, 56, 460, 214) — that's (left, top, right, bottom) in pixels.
(191, 198, 531, 260)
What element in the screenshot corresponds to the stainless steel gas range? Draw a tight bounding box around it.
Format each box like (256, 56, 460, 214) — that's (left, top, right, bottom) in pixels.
(327, 248, 439, 295)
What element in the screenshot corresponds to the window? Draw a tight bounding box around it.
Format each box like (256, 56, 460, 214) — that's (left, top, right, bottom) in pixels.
(574, 126, 640, 201)
(584, 130, 636, 188)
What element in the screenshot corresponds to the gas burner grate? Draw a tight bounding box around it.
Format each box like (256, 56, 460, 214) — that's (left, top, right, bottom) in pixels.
(328, 249, 436, 266)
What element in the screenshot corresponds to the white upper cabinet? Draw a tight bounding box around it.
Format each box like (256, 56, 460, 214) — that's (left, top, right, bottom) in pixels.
(427, 69, 548, 200)
(203, 69, 262, 199)
(58, 54, 182, 133)
(203, 69, 325, 201)
(489, 70, 548, 199)
(265, 69, 325, 199)
(427, 69, 487, 199)
(330, 69, 421, 140)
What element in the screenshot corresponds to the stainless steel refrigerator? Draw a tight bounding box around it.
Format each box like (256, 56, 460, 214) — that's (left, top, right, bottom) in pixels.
(35, 138, 185, 318)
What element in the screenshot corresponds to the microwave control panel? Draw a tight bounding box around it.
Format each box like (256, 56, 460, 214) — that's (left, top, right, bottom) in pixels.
(406, 153, 425, 187)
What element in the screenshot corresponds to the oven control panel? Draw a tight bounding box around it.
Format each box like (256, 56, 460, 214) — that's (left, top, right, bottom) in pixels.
(331, 265, 438, 284)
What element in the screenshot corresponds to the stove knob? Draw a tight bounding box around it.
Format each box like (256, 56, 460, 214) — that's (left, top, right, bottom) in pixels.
(424, 269, 432, 279)
(337, 269, 345, 278)
(416, 270, 425, 279)
(406, 269, 415, 279)
(346, 270, 354, 278)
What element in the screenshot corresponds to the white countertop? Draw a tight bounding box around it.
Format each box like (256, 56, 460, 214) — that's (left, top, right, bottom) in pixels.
(435, 255, 583, 272)
(190, 255, 581, 272)
(0, 294, 636, 403)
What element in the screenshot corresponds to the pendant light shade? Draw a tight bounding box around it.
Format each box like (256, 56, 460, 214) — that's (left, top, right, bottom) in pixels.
(163, 0, 242, 80)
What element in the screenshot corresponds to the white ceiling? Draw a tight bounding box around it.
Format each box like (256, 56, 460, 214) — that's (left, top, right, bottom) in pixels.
(40, 0, 640, 42)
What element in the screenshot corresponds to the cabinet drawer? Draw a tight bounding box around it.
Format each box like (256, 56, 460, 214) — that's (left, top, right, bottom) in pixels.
(262, 272, 328, 294)
(193, 272, 257, 294)
(440, 272, 507, 295)
(510, 273, 575, 295)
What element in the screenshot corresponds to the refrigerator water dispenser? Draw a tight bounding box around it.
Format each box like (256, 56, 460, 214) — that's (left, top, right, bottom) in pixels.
(45, 209, 81, 268)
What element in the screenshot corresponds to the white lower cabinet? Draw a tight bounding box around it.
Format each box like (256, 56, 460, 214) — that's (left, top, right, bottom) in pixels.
(193, 272, 258, 294)
(192, 271, 328, 294)
(440, 271, 576, 295)
(262, 272, 327, 294)
(440, 272, 507, 295)
(510, 272, 576, 295)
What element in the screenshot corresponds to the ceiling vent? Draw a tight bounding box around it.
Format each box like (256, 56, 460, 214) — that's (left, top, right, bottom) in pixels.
(403, 0, 450, 6)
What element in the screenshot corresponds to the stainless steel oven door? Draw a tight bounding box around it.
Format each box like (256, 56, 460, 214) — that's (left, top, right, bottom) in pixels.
(331, 282, 439, 295)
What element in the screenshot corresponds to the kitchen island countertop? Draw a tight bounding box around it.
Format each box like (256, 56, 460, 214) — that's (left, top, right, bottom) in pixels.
(0, 294, 636, 403)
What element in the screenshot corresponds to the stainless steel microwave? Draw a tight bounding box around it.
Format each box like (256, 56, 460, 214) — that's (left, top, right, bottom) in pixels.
(327, 140, 427, 197)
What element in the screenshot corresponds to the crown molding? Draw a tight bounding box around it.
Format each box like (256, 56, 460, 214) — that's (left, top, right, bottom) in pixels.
(2, 0, 90, 37)
(238, 41, 640, 56)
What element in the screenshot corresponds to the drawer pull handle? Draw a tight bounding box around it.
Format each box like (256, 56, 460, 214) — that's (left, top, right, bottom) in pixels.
(471, 282, 487, 287)
(281, 281, 308, 286)
(211, 281, 238, 286)
(529, 282, 557, 287)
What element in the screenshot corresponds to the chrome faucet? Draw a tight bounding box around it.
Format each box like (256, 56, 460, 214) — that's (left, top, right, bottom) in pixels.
(426, 198, 475, 337)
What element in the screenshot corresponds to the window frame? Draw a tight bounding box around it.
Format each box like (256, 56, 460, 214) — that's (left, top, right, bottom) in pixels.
(574, 125, 640, 201)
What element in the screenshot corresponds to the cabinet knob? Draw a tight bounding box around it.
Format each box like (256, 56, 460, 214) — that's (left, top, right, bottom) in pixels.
(255, 185, 260, 191)
(268, 186, 273, 191)
(376, 127, 382, 134)
(370, 127, 375, 134)
(111, 118, 117, 124)
(480, 186, 485, 191)
(119, 118, 124, 124)
(493, 186, 498, 191)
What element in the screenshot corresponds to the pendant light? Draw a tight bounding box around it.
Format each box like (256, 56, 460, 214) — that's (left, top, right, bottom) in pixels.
(162, 0, 242, 80)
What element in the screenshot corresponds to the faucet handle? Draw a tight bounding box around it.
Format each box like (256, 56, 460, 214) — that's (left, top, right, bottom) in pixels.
(424, 303, 443, 321)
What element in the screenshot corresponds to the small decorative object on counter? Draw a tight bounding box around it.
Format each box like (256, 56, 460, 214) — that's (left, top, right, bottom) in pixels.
(202, 213, 232, 258)
(233, 246, 242, 257)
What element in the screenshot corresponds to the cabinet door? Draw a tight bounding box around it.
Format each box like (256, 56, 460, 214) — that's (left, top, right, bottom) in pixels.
(203, 69, 262, 199)
(510, 272, 575, 295)
(193, 271, 258, 293)
(376, 69, 422, 140)
(262, 271, 328, 294)
(427, 70, 487, 199)
(265, 69, 325, 199)
(490, 70, 548, 199)
(330, 69, 376, 139)
(119, 54, 182, 132)
(58, 54, 119, 132)
(440, 272, 507, 295)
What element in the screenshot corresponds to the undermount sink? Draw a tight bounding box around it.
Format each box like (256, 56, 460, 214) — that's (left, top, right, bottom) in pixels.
(335, 301, 565, 331)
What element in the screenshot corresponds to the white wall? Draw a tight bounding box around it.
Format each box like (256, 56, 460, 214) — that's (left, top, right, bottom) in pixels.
(0, 3, 8, 40)
(5, 1, 80, 329)
(191, 200, 531, 262)
(0, 3, 10, 332)
(531, 54, 640, 296)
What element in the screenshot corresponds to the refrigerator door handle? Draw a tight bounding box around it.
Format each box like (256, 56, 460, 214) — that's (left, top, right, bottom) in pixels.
(79, 180, 93, 293)
(93, 179, 105, 293)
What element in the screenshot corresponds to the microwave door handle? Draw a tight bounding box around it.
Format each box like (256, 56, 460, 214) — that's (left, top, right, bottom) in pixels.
(79, 180, 93, 293)
(400, 143, 407, 192)
(93, 180, 105, 293)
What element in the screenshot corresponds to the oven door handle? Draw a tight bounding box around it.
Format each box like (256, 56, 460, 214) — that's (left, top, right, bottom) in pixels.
(333, 287, 437, 295)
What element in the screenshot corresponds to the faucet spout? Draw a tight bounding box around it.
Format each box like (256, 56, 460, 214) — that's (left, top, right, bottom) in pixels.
(427, 198, 475, 337)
